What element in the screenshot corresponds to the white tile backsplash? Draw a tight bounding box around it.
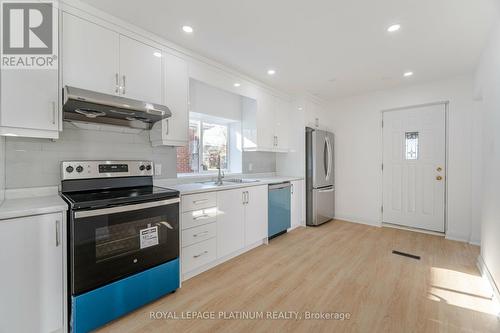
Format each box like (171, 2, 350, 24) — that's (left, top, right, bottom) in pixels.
(4, 123, 276, 189)
(5, 123, 177, 189)
(242, 151, 276, 173)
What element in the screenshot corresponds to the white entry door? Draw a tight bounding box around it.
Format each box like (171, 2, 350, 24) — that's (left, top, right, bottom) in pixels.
(382, 104, 446, 232)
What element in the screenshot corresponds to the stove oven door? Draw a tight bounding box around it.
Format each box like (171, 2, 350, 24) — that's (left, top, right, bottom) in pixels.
(71, 198, 180, 295)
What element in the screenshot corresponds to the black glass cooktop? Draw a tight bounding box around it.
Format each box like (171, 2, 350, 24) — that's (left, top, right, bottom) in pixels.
(62, 186, 179, 210)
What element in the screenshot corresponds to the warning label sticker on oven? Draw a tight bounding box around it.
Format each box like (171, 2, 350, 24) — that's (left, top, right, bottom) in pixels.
(140, 226, 159, 249)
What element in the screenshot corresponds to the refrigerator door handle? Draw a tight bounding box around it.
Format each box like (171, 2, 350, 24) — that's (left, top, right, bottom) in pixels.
(326, 136, 333, 181)
(317, 186, 334, 193)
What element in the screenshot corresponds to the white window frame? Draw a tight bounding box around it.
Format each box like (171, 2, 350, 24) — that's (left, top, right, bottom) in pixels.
(181, 118, 231, 175)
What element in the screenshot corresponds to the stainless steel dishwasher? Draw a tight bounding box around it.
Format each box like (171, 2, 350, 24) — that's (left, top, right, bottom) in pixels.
(268, 182, 291, 239)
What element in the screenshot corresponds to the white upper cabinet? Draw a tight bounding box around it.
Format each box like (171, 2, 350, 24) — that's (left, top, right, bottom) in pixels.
(0, 213, 65, 333)
(119, 35, 162, 104)
(1, 70, 59, 138)
(63, 13, 162, 104)
(242, 92, 290, 152)
(0, 8, 60, 139)
(274, 98, 290, 152)
(150, 53, 189, 146)
(244, 185, 268, 246)
(62, 12, 119, 95)
(242, 92, 275, 151)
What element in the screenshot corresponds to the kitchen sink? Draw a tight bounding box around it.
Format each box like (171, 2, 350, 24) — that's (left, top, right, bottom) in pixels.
(198, 178, 260, 186)
(225, 178, 260, 183)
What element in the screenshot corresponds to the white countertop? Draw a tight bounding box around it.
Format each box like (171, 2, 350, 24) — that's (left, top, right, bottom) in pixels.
(0, 176, 303, 219)
(0, 195, 68, 220)
(157, 176, 304, 195)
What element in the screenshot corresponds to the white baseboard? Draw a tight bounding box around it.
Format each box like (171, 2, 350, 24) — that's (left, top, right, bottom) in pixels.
(477, 255, 500, 318)
(334, 214, 381, 227)
(383, 222, 445, 237)
(445, 231, 480, 245)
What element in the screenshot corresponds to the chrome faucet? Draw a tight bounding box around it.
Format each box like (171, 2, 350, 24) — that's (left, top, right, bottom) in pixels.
(215, 154, 225, 186)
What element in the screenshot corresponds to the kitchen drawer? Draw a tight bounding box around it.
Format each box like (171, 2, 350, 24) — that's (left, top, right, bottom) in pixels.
(182, 223, 217, 247)
(182, 207, 217, 230)
(182, 192, 217, 212)
(182, 237, 217, 273)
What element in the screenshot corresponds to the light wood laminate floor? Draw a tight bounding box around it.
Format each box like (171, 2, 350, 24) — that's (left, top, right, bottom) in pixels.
(96, 220, 500, 333)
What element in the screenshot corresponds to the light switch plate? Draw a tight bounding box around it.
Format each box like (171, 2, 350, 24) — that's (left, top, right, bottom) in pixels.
(155, 163, 162, 176)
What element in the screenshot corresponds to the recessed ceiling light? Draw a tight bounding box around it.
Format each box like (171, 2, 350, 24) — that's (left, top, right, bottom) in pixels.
(267, 69, 276, 75)
(298, 107, 303, 111)
(233, 83, 241, 87)
(387, 24, 401, 32)
(153, 52, 162, 58)
(403, 71, 414, 77)
(182, 25, 194, 33)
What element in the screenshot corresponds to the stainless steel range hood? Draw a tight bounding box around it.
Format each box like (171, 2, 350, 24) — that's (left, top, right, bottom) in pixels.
(63, 86, 171, 130)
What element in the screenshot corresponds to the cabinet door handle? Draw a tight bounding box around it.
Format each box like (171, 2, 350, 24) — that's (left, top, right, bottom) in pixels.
(246, 191, 249, 204)
(193, 214, 210, 220)
(193, 251, 208, 258)
(122, 75, 126, 94)
(193, 231, 209, 238)
(291, 184, 294, 195)
(166, 119, 169, 135)
(55, 220, 60, 247)
(51, 101, 56, 125)
(193, 199, 208, 204)
(115, 73, 119, 94)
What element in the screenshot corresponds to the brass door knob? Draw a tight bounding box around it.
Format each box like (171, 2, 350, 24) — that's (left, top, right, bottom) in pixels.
(436, 175, 443, 181)
(437, 167, 443, 172)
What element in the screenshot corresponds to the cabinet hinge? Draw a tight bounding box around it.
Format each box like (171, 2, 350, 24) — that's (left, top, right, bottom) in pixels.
(381, 120, 384, 128)
(381, 205, 384, 213)
(381, 163, 384, 171)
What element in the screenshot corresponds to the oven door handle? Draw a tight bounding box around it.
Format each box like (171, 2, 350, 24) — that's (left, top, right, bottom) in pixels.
(74, 198, 180, 218)
(157, 221, 174, 230)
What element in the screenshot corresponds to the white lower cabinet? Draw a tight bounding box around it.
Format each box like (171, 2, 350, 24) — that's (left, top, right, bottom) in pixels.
(244, 185, 268, 245)
(182, 238, 217, 273)
(182, 223, 217, 247)
(0, 212, 66, 333)
(181, 185, 268, 278)
(216, 188, 245, 258)
(291, 180, 304, 227)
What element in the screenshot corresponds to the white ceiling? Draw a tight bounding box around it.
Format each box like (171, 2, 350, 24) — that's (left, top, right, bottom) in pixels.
(80, 0, 499, 100)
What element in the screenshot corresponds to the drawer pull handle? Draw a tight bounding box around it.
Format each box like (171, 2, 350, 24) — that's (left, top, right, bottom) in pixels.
(193, 231, 209, 237)
(193, 214, 210, 220)
(193, 251, 208, 258)
(193, 199, 209, 204)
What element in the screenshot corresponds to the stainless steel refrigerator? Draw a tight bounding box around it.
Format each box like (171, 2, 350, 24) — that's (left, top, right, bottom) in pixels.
(306, 127, 335, 226)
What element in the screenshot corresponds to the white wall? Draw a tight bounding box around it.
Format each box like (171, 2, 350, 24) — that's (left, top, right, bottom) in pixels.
(327, 75, 480, 243)
(474, 20, 500, 293)
(0, 136, 5, 202)
(276, 96, 332, 178)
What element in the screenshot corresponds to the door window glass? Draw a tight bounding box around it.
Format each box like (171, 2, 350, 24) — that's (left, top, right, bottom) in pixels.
(405, 132, 419, 160)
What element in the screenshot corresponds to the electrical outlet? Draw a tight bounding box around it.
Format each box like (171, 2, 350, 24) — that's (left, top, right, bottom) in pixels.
(155, 163, 162, 176)
(248, 163, 253, 171)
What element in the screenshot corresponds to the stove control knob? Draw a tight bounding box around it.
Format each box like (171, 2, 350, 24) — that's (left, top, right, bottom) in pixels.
(76, 165, 84, 173)
(66, 166, 74, 173)
(139, 165, 146, 171)
(146, 165, 152, 171)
